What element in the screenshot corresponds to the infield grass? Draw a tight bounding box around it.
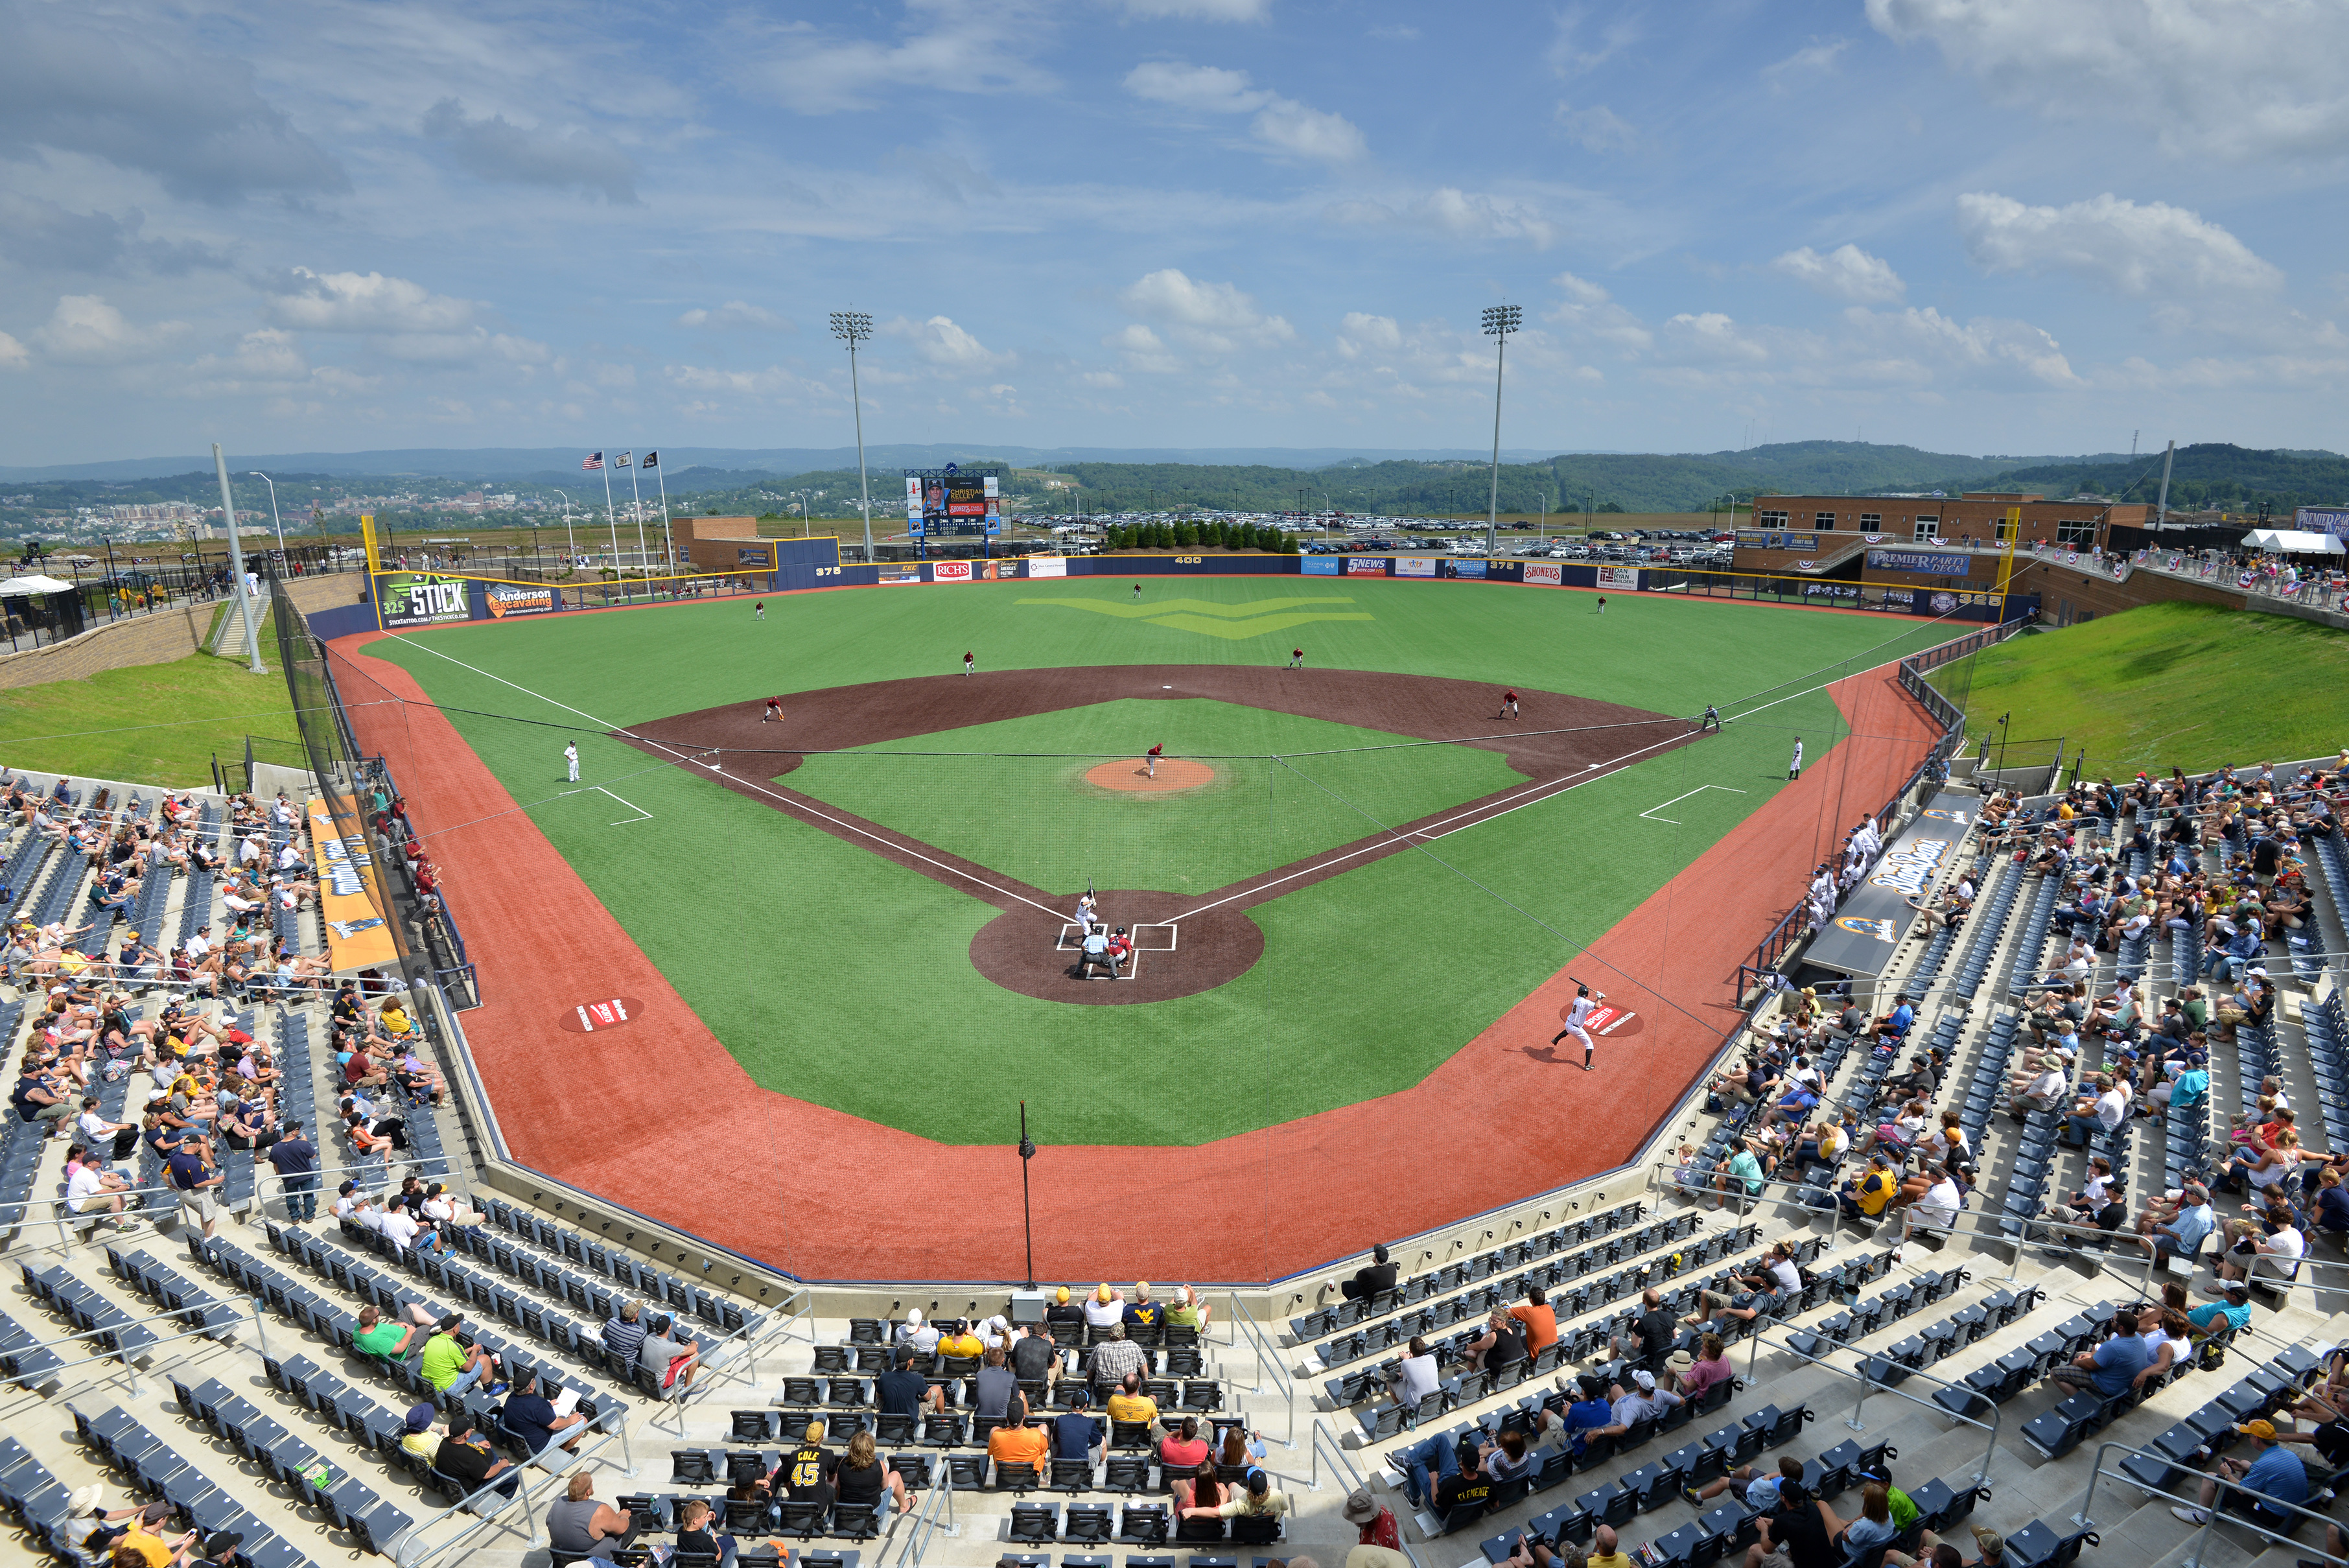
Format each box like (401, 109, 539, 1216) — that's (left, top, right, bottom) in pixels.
(368, 578, 1959, 1145)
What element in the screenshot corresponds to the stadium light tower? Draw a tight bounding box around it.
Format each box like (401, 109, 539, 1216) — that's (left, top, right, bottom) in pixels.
(830, 311, 876, 563)
(1481, 303, 1521, 557)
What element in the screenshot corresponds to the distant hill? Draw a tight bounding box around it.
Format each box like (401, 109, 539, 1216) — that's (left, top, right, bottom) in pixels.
(1982, 443, 2349, 515)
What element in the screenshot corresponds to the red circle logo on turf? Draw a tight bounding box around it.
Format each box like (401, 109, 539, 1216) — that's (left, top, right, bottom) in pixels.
(1560, 1000, 1644, 1038)
(560, 997, 644, 1034)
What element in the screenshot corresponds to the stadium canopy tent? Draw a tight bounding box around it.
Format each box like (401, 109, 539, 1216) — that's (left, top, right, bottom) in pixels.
(2245, 528, 2345, 554)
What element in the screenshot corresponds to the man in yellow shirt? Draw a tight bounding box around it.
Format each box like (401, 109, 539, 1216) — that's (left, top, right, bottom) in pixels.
(115, 1516, 198, 1568)
(936, 1320, 985, 1362)
(1104, 1370, 1159, 1427)
(987, 1400, 1050, 1477)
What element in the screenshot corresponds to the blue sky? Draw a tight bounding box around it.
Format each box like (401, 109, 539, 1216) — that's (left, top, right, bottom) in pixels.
(3, 0, 2346, 465)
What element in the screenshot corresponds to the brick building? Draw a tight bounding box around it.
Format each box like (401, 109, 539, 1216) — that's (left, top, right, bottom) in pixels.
(1740, 491, 2149, 552)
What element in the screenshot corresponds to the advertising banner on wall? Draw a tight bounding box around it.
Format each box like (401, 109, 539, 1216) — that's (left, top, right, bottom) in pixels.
(1805, 790, 1974, 977)
(374, 572, 471, 629)
(1345, 556, 1388, 575)
(2296, 508, 2349, 537)
(1395, 556, 1438, 578)
(1025, 557, 1068, 578)
(484, 581, 556, 618)
(1301, 557, 1340, 575)
(1865, 549, 1973, 575)
(306, 795, 400, 973)
(1522, 562, 1563, 586)
(1451, 557, 1488, 579)
(878, 564, 922, 585)
(932, 560, 974, 582)
(1595, 566, 1641, 589)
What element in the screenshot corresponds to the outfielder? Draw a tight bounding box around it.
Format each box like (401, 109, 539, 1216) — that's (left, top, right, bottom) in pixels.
(564, 742, 580, 783)
(963, 651, 976, 676)
(754, 601, 765, 620)
(1789, 738, 1803, 780)
(1552, 983, 1604, 1071)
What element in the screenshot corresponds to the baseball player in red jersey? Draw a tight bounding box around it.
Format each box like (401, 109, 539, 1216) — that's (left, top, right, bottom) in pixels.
(762, 697, 784, 723)
(1146, 742, 1163, 779)
(963, 651, 975, 676)
(1552, 983, 1604, 1070)
(1287, 646, 1305, 669)
(1498, 689, 1519, 720)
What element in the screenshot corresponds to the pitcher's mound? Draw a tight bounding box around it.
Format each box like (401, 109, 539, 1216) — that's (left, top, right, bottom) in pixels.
(1086, 757, 1215, 793)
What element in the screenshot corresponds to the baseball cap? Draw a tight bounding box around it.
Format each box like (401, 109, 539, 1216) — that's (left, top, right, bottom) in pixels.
(1097, 1283, 1115, 1302)
(1055, 1287, 1069, 1304)
(1970, 1526, 2004, 1556)
(2236, 1419, 2278, 1440)
(204, 1533, 247, 1556)
(1342, 1487, 1380, 1525)
(1631, 1369, 1656, 1391)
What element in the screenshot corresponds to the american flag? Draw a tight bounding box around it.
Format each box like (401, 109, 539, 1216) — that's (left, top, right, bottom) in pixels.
(616, 450, 633, 467)
(582, 451, 603, 470)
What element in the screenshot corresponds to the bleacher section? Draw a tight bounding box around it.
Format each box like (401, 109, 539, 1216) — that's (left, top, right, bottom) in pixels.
(6, 758, 2349, 1568)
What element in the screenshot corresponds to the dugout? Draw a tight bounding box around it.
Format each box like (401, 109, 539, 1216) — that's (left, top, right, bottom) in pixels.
(677, 517, 844, 589)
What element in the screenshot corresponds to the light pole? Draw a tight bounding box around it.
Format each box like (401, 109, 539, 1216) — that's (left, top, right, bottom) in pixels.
(830, 311, 876, 563)
(248, 471, 287, 565)
(1481, 303, 1521, 557)
(211, 443, 265, 674)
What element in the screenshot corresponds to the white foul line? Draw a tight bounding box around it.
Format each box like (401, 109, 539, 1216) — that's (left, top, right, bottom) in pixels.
(558, 785, 653, 826)
(1638, 784, 1747, 825)
(384, 633, 1066, 920)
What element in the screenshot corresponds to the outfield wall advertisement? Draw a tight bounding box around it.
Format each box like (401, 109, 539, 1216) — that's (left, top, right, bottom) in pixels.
(377, 572, 472, 629)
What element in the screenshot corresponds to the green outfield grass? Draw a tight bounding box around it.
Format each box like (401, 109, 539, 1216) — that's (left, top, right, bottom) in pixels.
(369, 578, 1958, 1145)
(1942, 602, 2349, 776)
(788, 698, 1525, 895)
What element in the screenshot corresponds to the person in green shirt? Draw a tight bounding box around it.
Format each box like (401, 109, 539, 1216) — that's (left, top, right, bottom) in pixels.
(1859, 1464, 1920, 1534)
(2179, 990, 2208, 1031)
(419, 1315, 505, 1397)
(1709, 1141, 1765, 1211)
(352, 1304, 421, 1359)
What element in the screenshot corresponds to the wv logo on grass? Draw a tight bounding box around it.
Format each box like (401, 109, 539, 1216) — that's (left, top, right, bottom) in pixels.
(1017, 596, 1372, 640)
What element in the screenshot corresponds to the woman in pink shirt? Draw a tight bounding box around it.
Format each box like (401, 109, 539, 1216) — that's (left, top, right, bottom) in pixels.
(1673, 1333, 1735, 1402)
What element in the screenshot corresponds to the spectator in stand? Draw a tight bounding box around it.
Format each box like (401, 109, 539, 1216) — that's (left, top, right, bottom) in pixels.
(1508, 1285, 1558, 1359)
(1383, 1335, 1442, 1407)
(1674, 1334, 1735, 1403)
(1683, 1451, 1801, 1512)
(1608, 1289, 1680, 1371)
(602, 1301, 649, 1367)
(1158, 1414, 1209, 1471)
(1123, 1282, 1163, 1335)
(547, 1471, 637, 1562)
(972, 1345, 1017, 1422)
(894, 1306, 940, 1355)
(2042, 1319, 2147, 1399)
(1044, 1287, 1087, 1331)
(423, 1315, 505, 1399)
(872, 1348, 927, 1420)
(1053, 1388, 1105, 1465)
(1340, 1244, 1398, 1302)
(1165, 1284, 1213, 1331)
(1463, 1307, 1526, 1375)
(433, 1410, 517, 1500)
(2169, 1418, 2309, 1528)
(640, 1312, 699, 1392)
(500, 1365, 589, 1457)
(834, 1429, 909, 1521)
(1086, 1323, 1147, 1393)
(1344, 1488, 1402, 1554)
(1010, 1320, 1059, 1388)
(1083, 1284, 1127, 1329)
(987, 1397, 1051, 1477)
(1104, 1370, 1158, 1427)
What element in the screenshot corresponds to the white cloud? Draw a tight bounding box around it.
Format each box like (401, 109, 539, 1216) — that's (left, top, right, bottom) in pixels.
(32, 294, 188, 362)
(754, 4, 1057, 116)
(1120, 269, 1292, 349)
(1335, 312, 1401, 357)
(1774, 244, 1906, 303)
(1763, 37, 1851, 86)
(1076, 369, 1123, 388)
(1545, 272, 1652, 353)
(1954, 192, 2284, 297)
(1120, 0, 1270, 19)
(1556, 103, 1633, 150)
(1867, 0, 2349, 160)
(268, 268, 478, 333)
(1121, 61, 1363, 161)
(375, 329, 550, 366)
(883, 313, 1011, 370)
(0, 332, 27, 369)
(1325, 189, 1555, 248)
(1102, 322, 1182, 373)
(675, 301, 793, 331)
(1546, 11, 1639, 77)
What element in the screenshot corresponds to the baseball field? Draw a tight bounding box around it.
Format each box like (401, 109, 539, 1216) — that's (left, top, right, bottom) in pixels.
(334, 574, 1957, 1280)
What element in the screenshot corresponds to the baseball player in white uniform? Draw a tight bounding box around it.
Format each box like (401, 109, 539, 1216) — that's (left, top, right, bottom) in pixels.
(1788, 738, 1803, 780)
(1552, 983, 1604, 1071)
(565, 742, 580, 782)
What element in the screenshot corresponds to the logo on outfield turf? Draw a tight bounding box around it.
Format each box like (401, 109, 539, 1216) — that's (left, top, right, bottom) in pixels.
(1018, 595, 1372, 640)
(1834, 915, 1897, 944)
(559, 996, 644, 1034)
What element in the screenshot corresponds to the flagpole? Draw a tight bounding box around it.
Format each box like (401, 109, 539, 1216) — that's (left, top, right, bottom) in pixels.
(625, 454, 648, 574)
(653, 457, 673, 576)
(599, 454, 620, 570)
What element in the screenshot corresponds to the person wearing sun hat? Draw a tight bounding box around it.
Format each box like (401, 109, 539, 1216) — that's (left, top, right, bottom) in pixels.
(1344, 1484, 1401, 1552)
(2170, 1417, 2308, 1527)
(1083, 1282, 1125, 1329)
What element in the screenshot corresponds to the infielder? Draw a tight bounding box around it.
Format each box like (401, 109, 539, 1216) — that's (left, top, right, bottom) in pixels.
(1552, 984, 1604, 1071)
(1789, 738, 1803, 780)
(564, 742, 580, 782)
(963, 651, 976, 676)
(1145, 742, 1163, 779)
(1287, 646, 1305, 669)
(762, 697, 784, 723)
(1498, 688, 1519, 720)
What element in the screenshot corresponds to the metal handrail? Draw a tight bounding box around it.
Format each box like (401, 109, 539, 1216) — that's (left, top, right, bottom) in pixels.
(2074, 1437, 2346, 1567)
(18, 1296, 271, 1399)
(1310, 1417, 1423, 1568)
(1227, 1293, 1298, 1449)
(1757, 1328, 2001, 1486)
(390, 1406, 633, 1568)
(642, 1304, 780, 1439)
(895, 1451, 956, 1568)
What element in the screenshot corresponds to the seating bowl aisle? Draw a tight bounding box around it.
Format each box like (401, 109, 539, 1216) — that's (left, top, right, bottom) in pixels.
(5, 763, 2349, 1568)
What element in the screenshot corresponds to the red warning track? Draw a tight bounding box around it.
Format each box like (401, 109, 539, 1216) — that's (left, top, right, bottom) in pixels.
(332, 629, 1939, 1284)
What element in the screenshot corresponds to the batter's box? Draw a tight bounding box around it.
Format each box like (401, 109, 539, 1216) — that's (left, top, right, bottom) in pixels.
(1130, 923, 1178, 952)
